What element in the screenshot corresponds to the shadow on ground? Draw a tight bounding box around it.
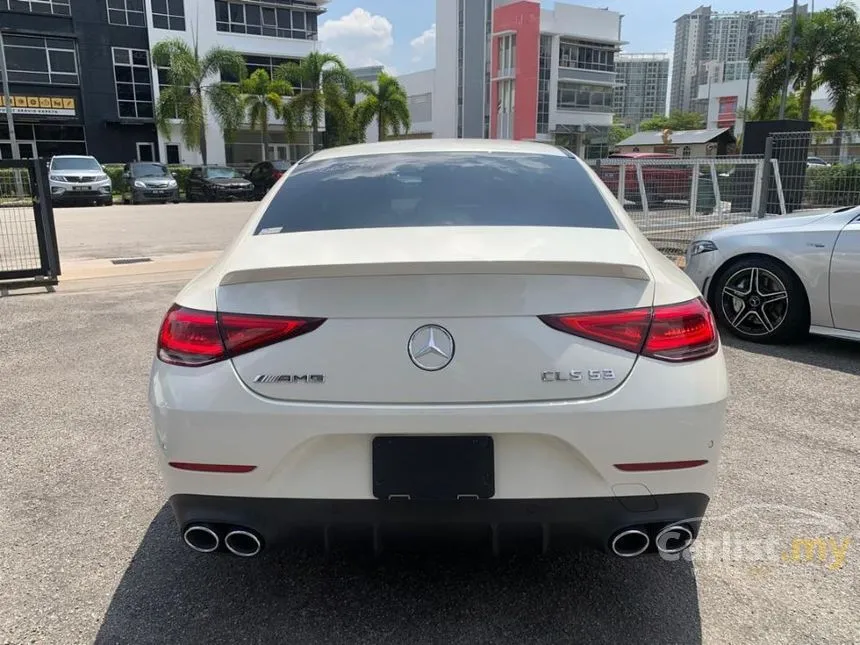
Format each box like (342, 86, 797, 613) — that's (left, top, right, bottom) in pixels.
(96, 506, 702, 644)
(723, 333, 860, 376)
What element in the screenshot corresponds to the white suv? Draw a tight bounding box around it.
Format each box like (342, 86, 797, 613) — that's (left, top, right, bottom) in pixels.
(48, 155, 113, 207)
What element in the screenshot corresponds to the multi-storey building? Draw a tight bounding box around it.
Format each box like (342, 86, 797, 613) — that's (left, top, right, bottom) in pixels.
(613, 53, 670, 130)
(670, 5, 806, 114)
(427, 0, 623, 158)
(0, 0, 159, 162)
(150, 0, 327, 165)
(0, 0, 326, 165)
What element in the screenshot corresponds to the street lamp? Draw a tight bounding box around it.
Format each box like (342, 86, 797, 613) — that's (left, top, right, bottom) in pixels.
(778, 0, 799, 120)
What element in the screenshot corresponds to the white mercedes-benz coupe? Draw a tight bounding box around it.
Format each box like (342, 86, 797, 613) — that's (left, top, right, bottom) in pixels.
(148, 140, 728, 559)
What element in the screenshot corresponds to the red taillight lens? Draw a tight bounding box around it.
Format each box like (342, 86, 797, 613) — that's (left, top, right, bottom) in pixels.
(643, 298, 718, 362)
(272, 170, 283, 179)
(540, 297, 718, 363)
(540, 308, 651, 354)
(157, 304, 325, 367)
(158, 305, 224, 366)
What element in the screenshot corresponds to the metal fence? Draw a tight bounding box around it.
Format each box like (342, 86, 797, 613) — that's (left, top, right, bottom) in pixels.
(589, 156, 767, 259)
(0, 159, 60, 291)
(767, 130, 860, 212)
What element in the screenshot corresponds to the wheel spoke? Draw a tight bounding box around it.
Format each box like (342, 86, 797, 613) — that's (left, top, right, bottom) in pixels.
(730, 305, 750, 328)
(751, 267, 764, 296)
(751, 311, 774, 332)
(761, 291, 788, 305)
(723, 284, 749, 299)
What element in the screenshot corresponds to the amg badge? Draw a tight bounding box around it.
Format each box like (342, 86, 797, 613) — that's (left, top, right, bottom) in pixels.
(542, 370, 616, 382)
(253, 374, 325, 384)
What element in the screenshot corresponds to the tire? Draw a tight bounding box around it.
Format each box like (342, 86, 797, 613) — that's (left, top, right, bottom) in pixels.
(711, 256, 808, 344)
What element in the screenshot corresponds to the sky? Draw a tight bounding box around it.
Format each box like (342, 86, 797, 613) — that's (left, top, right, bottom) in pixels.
(319, 0, 842, 76)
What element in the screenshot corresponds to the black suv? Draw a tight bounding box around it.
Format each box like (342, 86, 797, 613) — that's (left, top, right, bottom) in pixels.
(121, 162, 180, 205)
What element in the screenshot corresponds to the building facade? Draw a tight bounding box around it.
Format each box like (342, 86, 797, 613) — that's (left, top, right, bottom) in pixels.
(613, 53, 669, 130)
(1, 0, 159, 162)
(670, 5, 806, 114)
(149, 0, 326, 166)
(0, 0, 325, 165)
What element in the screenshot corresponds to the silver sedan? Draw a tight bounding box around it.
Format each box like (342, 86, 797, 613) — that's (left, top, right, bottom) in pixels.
(684, 207, 860, 344)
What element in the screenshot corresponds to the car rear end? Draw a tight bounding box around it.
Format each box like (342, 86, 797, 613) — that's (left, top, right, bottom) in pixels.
(149, 143, 727, 558)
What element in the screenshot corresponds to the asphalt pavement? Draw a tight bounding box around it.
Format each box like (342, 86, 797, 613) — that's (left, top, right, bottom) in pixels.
(0, 204, 857, 644)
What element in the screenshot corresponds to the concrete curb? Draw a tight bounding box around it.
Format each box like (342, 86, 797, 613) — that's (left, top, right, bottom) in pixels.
(60, 251, 221, 281)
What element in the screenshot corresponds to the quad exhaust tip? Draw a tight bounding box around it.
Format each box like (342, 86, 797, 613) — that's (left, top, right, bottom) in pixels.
(183, 525, 219, 553)
(655, 524, 694, 554)
(224, 529, 263, 557)
(610, 528, 650, 558)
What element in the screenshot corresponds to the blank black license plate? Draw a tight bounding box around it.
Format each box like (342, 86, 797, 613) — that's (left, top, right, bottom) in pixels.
(372, 436, 495, 501)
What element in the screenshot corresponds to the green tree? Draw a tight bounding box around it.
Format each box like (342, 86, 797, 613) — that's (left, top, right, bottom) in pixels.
(750, 92, 837, 132)
(639, 111, 705, 131)
(238, 69, 294, 161)
(323, 74, 373, 147)
(355, 72, 411, 141)
(609, 123, 633, 147)
(749, 2, 860, 123)
(275, 52, 352, 149)
(151, 38, 246, 165)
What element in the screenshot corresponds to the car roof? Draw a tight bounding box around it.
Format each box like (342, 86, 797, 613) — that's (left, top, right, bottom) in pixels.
(307, 138, 569, 162)
(52, 155, 97, 159)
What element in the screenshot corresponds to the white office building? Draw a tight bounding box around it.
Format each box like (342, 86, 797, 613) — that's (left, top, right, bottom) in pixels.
(146, 0, 328, 166)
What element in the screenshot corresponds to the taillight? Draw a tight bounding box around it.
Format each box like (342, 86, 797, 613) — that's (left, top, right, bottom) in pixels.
(540, 297, 718, 362)
(157, 304, 325, 367)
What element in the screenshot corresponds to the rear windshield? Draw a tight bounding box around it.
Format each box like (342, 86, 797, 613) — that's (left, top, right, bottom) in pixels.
(254, 152, 617, 234)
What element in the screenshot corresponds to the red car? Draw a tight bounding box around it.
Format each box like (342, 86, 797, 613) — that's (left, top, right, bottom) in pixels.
(596, 152, 693, 206)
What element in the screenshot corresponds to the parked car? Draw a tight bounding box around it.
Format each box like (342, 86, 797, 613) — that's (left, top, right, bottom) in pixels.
(121, 162, 180, 205)
(685, 206, 860, 344)
(185, 166, 254, 202)
(596, 152, 695, 206)
(246, 160, 292, 199)
(807, 156, 831, 168)
(150, 140, 728, 559)
(48, 155, 112, 207)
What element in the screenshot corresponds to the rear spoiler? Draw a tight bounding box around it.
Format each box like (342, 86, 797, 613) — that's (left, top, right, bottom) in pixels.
(219, 259, 650, 286)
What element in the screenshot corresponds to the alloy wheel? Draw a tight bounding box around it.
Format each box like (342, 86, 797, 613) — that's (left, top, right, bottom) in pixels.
(720, 267, 789, 336)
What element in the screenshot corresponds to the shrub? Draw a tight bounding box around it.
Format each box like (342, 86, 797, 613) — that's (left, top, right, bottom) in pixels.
(805, 163, 860, 207)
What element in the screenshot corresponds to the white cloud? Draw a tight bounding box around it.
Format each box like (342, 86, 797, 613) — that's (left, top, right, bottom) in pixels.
(319, 8, 394, 72)
(410, 23, 436, 65)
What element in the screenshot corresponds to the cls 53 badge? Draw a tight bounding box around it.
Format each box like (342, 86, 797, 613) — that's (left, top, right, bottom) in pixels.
(542, 369, 617, 382)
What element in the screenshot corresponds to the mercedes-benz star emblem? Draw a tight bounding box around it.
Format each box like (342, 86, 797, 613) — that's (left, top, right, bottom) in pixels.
(407, 325, 455, 371)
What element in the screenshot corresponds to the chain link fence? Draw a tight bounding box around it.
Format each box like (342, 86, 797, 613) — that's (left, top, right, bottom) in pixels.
(769, 130, 860, 212)
(589, 156, 767, 261)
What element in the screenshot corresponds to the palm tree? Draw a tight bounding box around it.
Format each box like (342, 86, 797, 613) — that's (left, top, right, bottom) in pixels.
(152, 38, 246, 165)
(239, 69, 294, 161)
(355, 72, 411, 142)
(274, 52, 352, 150)
(323, 74, 374, 146)
(749, 3, 860, 123)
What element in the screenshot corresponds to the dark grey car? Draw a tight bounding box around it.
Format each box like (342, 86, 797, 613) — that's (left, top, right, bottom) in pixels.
(122, 162, 180, 205)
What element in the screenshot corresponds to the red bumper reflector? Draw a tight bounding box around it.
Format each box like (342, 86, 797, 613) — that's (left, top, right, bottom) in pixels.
(168, 462, 257, 473)
(614, 460, 708, 472)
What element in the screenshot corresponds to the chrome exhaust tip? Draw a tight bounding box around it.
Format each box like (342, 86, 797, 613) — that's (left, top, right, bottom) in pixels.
(224, 529, 262, 557)
(183, 524, 219, 553)
(610, 528, 650, 558)
(655, 524, 694, 554)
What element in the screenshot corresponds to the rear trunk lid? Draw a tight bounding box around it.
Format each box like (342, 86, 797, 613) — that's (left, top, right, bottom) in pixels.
(216, 226, 654, 404)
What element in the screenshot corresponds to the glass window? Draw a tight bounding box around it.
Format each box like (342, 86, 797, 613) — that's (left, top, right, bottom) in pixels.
(106, 0, 146, 27)
(112, 47, 153, 119)
(2, 35, 78, 85)
(215, 1, 317, 40)
(2, 0, 71, 15)
(152, 0, 184, 30)
(255, 152, 618, 235)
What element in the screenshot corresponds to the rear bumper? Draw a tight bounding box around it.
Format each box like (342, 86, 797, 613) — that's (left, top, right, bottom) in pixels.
(170, 492, 710, 552)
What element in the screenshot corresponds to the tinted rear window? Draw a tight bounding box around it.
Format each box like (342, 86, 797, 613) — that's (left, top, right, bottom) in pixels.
(254, 152, 617, 234)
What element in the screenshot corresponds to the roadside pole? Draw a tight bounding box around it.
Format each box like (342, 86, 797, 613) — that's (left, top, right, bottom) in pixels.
(0, 30, 26, 197)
